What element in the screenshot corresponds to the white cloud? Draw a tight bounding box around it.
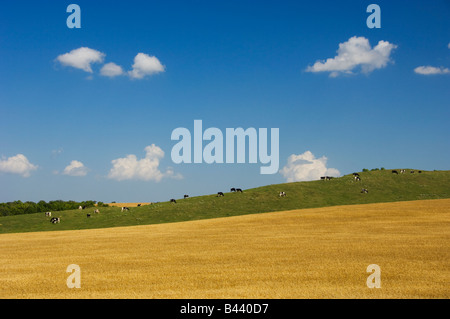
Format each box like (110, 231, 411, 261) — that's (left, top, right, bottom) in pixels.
(0, 154, 38, 177)
(108, 144, 180, 181)
(62, 160, 88, 177)
(128, 53, 165, 79)
(100, 62, 124, 77)
(414, 66, 450, 75)
(56, 47, 105, 73)
(279, 151, 340, 182)
(306, 36, 397, 76)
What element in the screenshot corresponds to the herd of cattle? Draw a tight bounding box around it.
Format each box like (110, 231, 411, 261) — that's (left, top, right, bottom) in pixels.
(47, 169, 422, 224)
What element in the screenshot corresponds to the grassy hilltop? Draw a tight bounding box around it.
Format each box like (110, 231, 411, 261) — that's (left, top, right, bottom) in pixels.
(0, 169, 449, 234)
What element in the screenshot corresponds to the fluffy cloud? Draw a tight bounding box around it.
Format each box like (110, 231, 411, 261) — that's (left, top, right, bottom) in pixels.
(62, 160, 88, 176)
(128, 53, 165, 79)
(56, 47, 105, 73)
(108, 144, 180, 181)
(414, 66, 450, 75)
(306, 36, 397, 77)
(279, 151, 340, 182)
(100, 62, 124, 77)
(0, 154, 38, 177)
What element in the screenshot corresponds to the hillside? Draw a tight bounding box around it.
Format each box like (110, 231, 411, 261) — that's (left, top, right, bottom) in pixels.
(0, 169, 449, 234)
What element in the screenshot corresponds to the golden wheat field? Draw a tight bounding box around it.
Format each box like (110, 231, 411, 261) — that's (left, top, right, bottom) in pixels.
(0, 199, 449, 299)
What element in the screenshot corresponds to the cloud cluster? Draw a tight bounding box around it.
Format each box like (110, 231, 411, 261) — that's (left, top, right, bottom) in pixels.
(107, 144, 181, 182)
(0, 154, 38, 177)
(414, 66, 450, 75)
(128, 53, 166, 79)
(56, 48, 164, 79)
(414, 43, 450, 75)
(306, 36, 397, 77)
(279, 151, 340, 182)
(56, 47, 105, 73)
(62, 160, 88, 177)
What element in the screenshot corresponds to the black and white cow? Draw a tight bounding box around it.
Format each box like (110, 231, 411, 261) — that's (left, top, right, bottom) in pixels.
(230, 188, 236, 192)
(353, 173, 360, 177)
(217, 192, 224, 197)
(279, 191, 286, 197)
(45, 212, 52, 217)
(354, 176, 361, 181)
(184, 195, 189, 199)
(400, 169, 406, 174)
(93, 209, 100, 214)
(121, 206, 130, 212)
(50, 217, 60, 224)
(361, 188, 369, 194)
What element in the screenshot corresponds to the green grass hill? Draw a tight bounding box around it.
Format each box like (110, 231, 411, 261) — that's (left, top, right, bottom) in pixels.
(1, 169, 449, 234)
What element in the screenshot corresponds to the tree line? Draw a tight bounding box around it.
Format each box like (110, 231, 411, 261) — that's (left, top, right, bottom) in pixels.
(0, 200, 109, 216)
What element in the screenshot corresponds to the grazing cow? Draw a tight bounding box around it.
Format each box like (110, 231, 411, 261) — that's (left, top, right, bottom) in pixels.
(321, 176, 333, 180)
(184, 195, 189, 199)
(217, 192, 224, 197)
(361, 188, 369, 194)
(418, 171, 422, 173)
(320, 176, 326, 180)
(353, 173, 360, 177)
(400, 169, 406, 174)
(137, 204, 141, 207)
(50, 217, 60, 224)
(170, 199, 177, 203)
(121, 206, 130, 212)
(236, 188, 243, 193)
(87, 214, 91, 218)
(410, 170, 415, 174)
(45, 212, 52, 217)
(279, 191, 286, 197)
(230, 188, 236, 192)
(392, 170, 399, 174)
(354, 176, 361, 181)
(93, 209, 100, 214)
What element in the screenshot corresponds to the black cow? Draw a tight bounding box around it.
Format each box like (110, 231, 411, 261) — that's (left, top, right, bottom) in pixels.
(230, 188, 236, 192)
(184, 195, 189, 199)
(410, 170, 415, 174)
(418, 171, 422, 173)
(392, 170, 399, 174)
(320, 176, 326, 180)
(137, 204, 141, 207)
(170, 199, 177, 203)
(236, 188, 243, 193)
(87, 214, 91, 218)
(217, 192, 224, 197)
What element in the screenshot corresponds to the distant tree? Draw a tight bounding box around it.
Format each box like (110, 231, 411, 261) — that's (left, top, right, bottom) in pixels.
(362, 168, 369, 172)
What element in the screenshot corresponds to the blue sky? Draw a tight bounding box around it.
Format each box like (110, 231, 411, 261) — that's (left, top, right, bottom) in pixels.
(1, 0, 449, 203)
